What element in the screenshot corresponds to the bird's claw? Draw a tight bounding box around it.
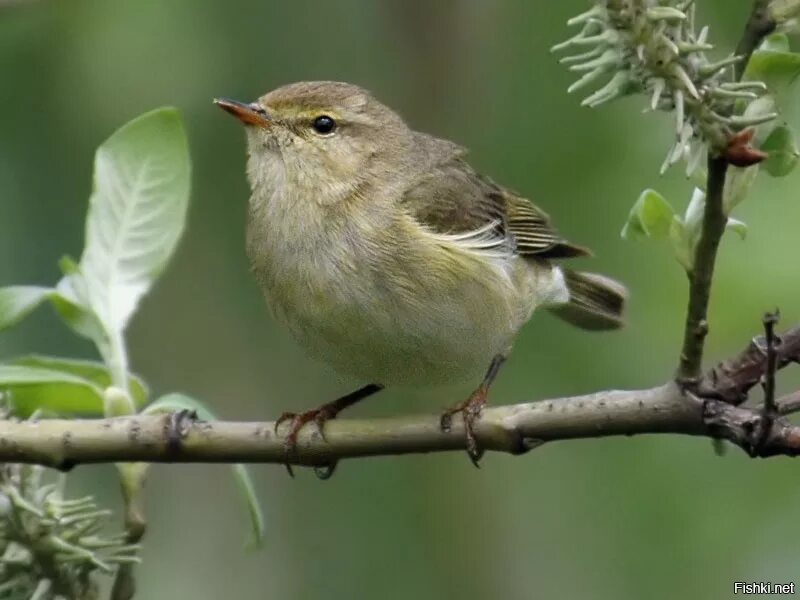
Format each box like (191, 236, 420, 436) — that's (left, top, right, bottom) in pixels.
(274, 408, 335, 477)
(440, 386, 488, 467)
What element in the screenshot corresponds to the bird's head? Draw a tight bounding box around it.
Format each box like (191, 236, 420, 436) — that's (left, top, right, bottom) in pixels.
(215, 81, 412, 205)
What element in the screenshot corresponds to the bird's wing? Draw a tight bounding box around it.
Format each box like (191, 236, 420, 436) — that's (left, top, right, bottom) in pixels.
(502, 185, 592, 259)
(400, 152, 590, 260)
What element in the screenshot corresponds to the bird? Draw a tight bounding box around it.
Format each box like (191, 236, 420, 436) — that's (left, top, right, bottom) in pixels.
(215, 81, 626, 466)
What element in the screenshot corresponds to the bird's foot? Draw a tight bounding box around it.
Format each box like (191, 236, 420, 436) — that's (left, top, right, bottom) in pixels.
(274, 404, 338, 476)
(272, 384, 384, 477)
(440, 384, 489, 467)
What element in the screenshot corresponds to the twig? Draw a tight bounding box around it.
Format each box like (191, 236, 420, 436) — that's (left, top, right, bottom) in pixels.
(0, 388, 797, 467)
(696, 326, 800, 403)
(0, 326, 797, 469)
(754, 310, 781, 449)
(762, 310, 781, 416)
(678, 155, 728, 381)
(0, 386, 699, 468)
(735, 0, 778, 81)
(677, 0, 777, 383)
(778, 391, 800, 416)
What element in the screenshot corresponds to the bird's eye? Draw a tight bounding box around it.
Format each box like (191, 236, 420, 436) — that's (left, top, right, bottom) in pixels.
(311, 115, 336, 135)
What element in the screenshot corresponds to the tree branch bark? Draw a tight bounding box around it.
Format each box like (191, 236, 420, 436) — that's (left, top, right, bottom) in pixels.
(0, 326, 797, 469)
(678, 155, 729, 381)
(735, 0, 777, 81)
(0, 385, 795, 469)
(0, 385, 694, 469)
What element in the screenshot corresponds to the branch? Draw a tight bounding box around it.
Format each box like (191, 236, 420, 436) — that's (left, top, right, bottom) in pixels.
(0, 387, 794, 469)
(697, 325, 800, 403)
(677, 0, 776, 382)
(0, 385, 692, 469)
(0, 325, 797, 469)
(735, 0, 778, 81)
(678, 155, 729, 381)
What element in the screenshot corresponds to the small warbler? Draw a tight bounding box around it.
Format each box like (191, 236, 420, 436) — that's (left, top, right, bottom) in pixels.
(215, 81, 626, 464)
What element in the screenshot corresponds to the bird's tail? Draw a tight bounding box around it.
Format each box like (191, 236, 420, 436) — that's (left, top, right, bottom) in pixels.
(547, 269, 627, 331)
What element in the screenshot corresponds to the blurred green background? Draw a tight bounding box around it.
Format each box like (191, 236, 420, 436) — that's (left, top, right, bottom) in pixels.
(2, 1, 800, 598)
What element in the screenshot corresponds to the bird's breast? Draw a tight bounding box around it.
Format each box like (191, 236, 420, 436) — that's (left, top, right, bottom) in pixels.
(245, 188, 535, 385)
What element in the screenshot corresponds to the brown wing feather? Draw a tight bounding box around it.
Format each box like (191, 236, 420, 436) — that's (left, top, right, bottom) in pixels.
(401, 139, 590, 260)
(502, 188, 592, 258)
(402, 163, 504, 235)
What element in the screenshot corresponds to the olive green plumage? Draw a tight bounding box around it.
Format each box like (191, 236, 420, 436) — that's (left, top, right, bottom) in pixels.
(217, 81, 626, 387)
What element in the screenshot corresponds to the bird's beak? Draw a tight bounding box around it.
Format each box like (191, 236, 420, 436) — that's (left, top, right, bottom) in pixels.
(213, 98, 270, 127)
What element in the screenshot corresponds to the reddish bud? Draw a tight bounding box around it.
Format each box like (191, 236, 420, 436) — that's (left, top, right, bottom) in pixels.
(725, 127, 768, 167)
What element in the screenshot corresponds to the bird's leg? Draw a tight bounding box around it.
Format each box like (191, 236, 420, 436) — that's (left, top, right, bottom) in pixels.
(440, 355, 506, 466)
(275, 383, 383, 474)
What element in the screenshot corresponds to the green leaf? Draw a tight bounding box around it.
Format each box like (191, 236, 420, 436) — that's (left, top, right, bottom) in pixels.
(620, 214, 646, 240)
(682, 187, 706, 240)
(761, 125, 800, 177)
(230, 464, 264, 547)
(49, 287, 107, 349)
(760, 33, 791, 53)
(78, 108, 190, 336)
(668, 217, 693, 272)
(0, 364, 105, 417)
(59, 255, 81, 277)
(621, 189, 675, 241)
(143, 393, 265, 548)
(0, 286, 52, 332)
(743, 95, 779, 144)
(723, 165, 760, 213)
(726, 218, 748, 240)
(44, 257, 110, 356)
(745, 47, 800, 92)
(746, 44, 800, 134)
(10, 355, 148, 408)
